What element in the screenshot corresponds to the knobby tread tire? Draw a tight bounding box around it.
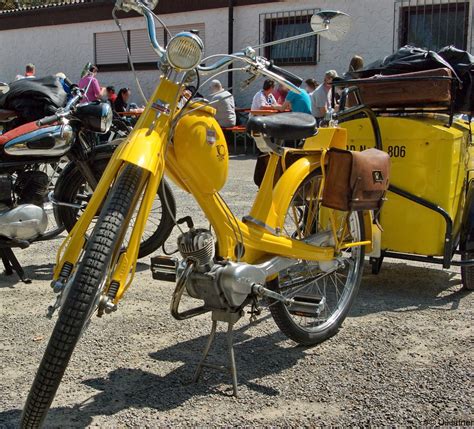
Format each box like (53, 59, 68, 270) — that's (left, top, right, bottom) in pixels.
(21, 164, 144, 429)
(54, 155, 176, 259)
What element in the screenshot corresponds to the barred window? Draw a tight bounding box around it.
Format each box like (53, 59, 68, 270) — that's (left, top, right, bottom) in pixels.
(259, 9, 319, 66)
(395, 0, 471, 51)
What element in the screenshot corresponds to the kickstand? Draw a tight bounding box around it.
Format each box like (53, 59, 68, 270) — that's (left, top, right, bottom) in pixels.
(0, 248, 31, 283)
(193, 310, 242, 397)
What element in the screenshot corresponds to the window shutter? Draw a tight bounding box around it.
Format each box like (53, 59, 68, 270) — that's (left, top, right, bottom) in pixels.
(130, 28, 165, 63)
(95, 31, 128, 65)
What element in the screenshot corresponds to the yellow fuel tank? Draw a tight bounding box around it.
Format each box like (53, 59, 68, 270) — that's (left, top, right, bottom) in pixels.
(342, 116, 470, 256)
(173, 103, 228, 194)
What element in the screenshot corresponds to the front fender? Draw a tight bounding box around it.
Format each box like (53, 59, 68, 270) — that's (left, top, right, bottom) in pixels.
(114, 128, 165, 175)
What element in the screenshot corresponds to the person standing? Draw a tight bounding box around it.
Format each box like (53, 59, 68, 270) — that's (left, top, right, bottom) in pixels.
(15, 63, 35, 81)
(251, 79, 279, 111)
(78, 65, 102, 102)
(311, 70, 338, 122)
(209, 80, 236, 128)
(305, 78, 317, 94)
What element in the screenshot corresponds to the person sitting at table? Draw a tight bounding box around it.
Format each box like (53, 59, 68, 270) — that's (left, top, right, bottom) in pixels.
(278, 85, 312, 115)
(251, 79, 280, 111)
(114, 87, 131, 113)
(209, 79, 236, 128)
(272, 83, 288, 104)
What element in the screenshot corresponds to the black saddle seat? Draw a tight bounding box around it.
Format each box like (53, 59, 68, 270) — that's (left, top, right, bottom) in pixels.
(246, 112, 317, 140)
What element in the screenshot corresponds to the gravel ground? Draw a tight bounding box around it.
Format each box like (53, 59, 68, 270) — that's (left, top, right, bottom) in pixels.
(0, 156, 473, 427)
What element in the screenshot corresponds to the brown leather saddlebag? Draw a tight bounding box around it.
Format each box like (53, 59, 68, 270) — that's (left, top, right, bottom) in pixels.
(322, 148, 390, 211)
(348, 67, 453, 109)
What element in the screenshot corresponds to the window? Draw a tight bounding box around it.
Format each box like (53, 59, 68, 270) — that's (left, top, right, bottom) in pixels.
(396, 0, 470, 51)
(94, 23, 205, 71)
(259, 9, 319, 66)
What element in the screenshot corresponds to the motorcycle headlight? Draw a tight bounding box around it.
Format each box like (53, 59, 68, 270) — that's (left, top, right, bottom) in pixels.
(101, 103, 113, 133)
(166, 32, 204, 72)
(75, 102, 113, 134)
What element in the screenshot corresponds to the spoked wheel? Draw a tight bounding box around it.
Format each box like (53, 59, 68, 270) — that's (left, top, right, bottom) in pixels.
(21, 164, 147, 429)
(54, 153, 176, 258)
(268, 171, 365, 346)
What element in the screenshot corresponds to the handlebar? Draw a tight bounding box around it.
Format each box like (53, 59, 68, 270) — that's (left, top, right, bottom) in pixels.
(37, 114, 60, 127)
(267, 63, 303, 87)
(116, 1, 304, 93)
(36, 88, 83, 127)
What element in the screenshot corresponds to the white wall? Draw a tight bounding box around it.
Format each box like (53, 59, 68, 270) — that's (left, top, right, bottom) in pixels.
(1, 0, 466, 107)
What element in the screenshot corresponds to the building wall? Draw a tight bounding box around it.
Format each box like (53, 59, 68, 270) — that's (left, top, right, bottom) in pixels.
(0, 0, 471, 107)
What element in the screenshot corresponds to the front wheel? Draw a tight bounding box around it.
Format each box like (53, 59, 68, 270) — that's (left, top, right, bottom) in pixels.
(54, 152, 176, 258)
(21, 164, 146, 428)
(268, 171, 365, 346)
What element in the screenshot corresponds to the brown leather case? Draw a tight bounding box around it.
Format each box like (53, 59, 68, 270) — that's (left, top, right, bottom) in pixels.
(348, 68, 453, 109)
(322, 148, 390, 211)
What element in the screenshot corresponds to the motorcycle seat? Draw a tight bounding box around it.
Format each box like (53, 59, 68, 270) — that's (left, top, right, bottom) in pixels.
(0, 121, 40, 146)
(0, 109, 17, 122)
(246, 112, 317, 141)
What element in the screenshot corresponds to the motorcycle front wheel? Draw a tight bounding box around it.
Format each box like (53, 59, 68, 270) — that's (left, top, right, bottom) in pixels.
(21, 164, 147, 428)
(54, 151, 176, 258)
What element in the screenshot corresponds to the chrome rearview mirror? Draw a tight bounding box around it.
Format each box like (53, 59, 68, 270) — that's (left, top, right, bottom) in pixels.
(252, 9, 350, 51)
(310, 10, 351, 41)
(114, 0, 158, 14)
(0, 82, 9, 95)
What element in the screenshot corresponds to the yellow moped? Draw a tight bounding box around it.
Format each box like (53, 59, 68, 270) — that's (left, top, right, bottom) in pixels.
(22, 2, 382, 426)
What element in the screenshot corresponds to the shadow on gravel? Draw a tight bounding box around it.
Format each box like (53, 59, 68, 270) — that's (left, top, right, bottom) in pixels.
(0, 320, 306, 428)
(351, 261, 471, 317)
(0, 261, 150, 289)
(0, 263, 55, 288)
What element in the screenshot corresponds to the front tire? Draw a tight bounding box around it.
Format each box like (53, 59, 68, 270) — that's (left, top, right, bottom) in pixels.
(268, 171, 365, 346)
(21, 164, 145, 428)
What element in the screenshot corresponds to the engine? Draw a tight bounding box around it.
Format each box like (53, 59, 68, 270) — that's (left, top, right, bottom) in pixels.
(176, 228, 267, 311)
(0, 170, 48, 241)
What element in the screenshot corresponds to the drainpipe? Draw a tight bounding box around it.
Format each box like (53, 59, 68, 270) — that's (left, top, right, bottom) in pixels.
(228, 0, 235, 91)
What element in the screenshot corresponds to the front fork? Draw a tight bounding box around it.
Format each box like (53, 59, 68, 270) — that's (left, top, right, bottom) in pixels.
(53, 155, 164, 307)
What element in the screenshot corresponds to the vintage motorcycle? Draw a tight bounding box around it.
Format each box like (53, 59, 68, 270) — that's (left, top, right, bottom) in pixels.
(0, 82, 176, 282)
(21, 2, 388, 427)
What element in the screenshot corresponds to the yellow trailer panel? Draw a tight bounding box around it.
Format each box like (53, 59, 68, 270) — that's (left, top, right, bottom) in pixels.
(341, 116, 470, 256)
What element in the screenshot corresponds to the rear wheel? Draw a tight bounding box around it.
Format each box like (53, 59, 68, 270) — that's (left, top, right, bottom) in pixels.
(268, 171, 365, 346)
(54, 154, 176, 258)
(21, 164, 146, 428)
(461, 252, 474, 290)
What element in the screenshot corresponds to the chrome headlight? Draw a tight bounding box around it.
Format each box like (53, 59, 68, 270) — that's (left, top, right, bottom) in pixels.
(166, 32, 204, 72)
(75, 101, 113, 134)
(101, 103, 113, 133)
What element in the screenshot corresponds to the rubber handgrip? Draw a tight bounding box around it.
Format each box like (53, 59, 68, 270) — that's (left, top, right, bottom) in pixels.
(267, 63, 303, 87)
(37, 114, 59, 126)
